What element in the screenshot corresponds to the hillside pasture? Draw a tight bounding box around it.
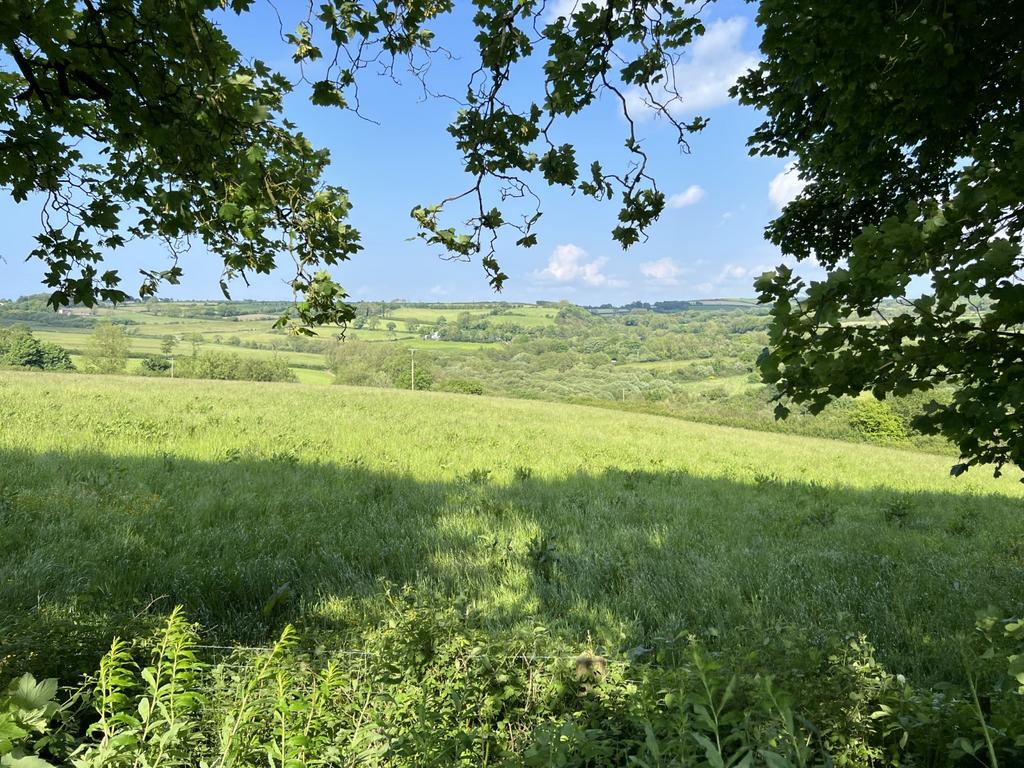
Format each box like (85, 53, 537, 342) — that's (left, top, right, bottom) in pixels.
(1, 371, 1021, 689)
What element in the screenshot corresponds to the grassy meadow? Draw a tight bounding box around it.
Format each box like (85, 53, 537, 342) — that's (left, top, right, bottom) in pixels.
(2, 370, 1022, 688)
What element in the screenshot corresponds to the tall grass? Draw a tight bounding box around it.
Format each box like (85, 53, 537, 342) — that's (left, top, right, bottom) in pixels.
(1, 371, 1021, 685)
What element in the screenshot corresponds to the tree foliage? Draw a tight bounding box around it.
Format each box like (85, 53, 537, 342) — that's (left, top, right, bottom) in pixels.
(736, 0, 1024, 476)
(175, 349, 296, 382)
(83, 320, 128, 374)
(1, 0, 707, 330)
(0, 324, 74, 370)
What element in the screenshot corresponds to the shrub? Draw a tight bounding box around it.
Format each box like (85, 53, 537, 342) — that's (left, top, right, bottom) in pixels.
(138, 355, 171, 375)
(438, 378, 484, 395)
(0, 325, 74, 370)
(848, 396, 908, 443)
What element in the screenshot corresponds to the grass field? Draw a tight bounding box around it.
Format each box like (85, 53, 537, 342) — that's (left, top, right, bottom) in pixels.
(2, 370, 1022, 691)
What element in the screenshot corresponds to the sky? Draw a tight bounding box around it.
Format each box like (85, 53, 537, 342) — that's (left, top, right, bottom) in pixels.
(0, 0, 819, 305)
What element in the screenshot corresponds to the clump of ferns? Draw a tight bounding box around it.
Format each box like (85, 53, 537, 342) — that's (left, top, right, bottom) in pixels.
(65, 608, 345, 768)
(70, 606, 207, 767)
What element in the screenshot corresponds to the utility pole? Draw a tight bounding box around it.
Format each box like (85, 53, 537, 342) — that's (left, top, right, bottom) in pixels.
(410, 348, 416, 391)
(170, 355, 174, 379)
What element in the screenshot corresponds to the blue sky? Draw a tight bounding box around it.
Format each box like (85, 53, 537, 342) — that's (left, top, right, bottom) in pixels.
(0, 0, 815, 304)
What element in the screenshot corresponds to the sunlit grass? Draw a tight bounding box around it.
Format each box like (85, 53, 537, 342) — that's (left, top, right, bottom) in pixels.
(1, 371, 1022, 685)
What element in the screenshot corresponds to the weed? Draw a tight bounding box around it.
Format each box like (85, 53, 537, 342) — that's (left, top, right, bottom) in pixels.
(947, 508, 981, 538)
(513, 465, 533, 481)
(883, 495, 914, 526)
(526, 535, 559, 583)
(463, 468, 491, 485)
(804, 504, 837, 527)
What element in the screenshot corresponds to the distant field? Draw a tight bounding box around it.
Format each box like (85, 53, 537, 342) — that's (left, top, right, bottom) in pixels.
(490, 306, 558, 327)
(2, 371, 1021, 689)
(19, 304, 513, 380)
(291, 367, 334, 384)
(37, 329, 328, 368)
(385, 306, 489, 324)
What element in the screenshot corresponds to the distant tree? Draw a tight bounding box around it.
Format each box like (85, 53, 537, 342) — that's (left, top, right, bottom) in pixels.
(388, 350, 433, 390)
(83, 321, 128, 374)
(0, 324, 43, 367)
(0, 325, 74, 372)
(0, 325, 74, 370)
(160, 335, 177, 356)
(738, 1, 1024, 476)
(188, 333, 204, 357)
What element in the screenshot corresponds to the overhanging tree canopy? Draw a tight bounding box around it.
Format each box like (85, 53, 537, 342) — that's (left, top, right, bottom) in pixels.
(735, 0, 1023, 477)
(1, 0, 707, 329)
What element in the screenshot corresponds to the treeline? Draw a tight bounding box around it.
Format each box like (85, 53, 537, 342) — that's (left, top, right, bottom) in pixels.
(138, 299, 294, 318)
(0, 295, 97, 328)
(168, 351, 296, 383)
(137, 350, 296, 383)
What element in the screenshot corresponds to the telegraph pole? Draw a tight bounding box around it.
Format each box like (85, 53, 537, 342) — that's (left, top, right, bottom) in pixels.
(410, 348, 416, 391)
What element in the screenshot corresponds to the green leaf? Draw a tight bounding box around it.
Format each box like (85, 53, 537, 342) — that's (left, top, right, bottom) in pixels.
(218, 202, 240, 221)
(1, 754, 57, 768)
(9, 675, 57, 712)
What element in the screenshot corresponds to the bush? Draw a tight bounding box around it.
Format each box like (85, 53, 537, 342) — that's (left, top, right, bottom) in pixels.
(0, 325, 74, 370)
(438, 378, 484, 395)
(139, 355, 171, 375)
(849, 396, 908, 443)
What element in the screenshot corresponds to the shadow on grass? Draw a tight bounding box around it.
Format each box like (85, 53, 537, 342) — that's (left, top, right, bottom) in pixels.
(1, 448, 1022, 682)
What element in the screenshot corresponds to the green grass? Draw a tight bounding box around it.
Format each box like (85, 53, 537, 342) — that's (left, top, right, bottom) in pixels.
(290, 367, 334, 384)
(1, 371, 1022, 686)
(384, 306, 489, 324)
(489, 307, 558, 327)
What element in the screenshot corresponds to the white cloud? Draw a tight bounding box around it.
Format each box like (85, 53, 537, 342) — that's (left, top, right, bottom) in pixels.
(768, 161, 806, 209)
(640, 257, 685, 285)
(685, 263, 770, 297)
(546, 0, 599, 22)
(718, 263, 770, 282)
(668, 185, 705, 209)
(624, 17, 758, 118)
(536, 243, 621, 287)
